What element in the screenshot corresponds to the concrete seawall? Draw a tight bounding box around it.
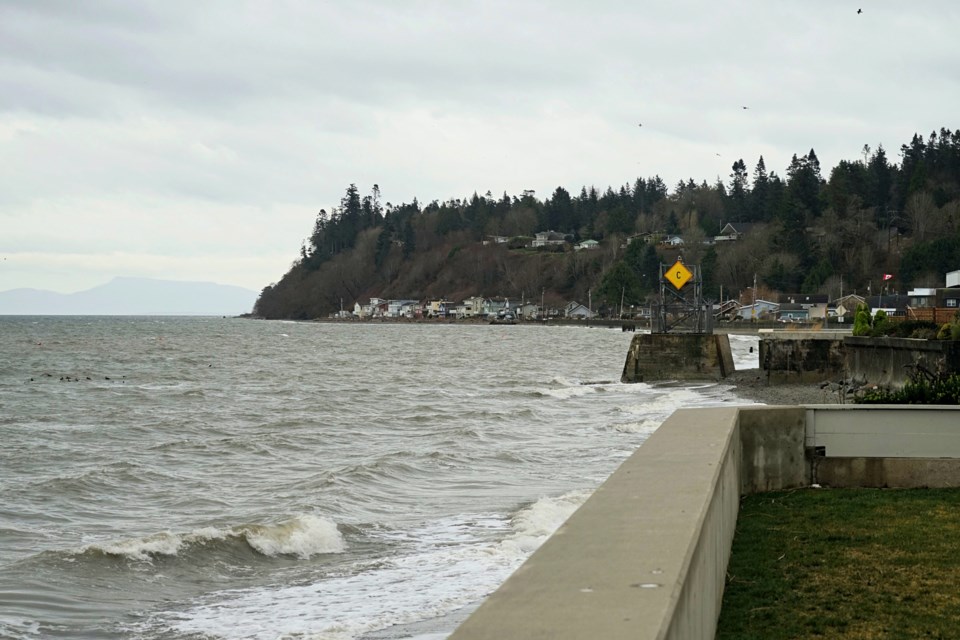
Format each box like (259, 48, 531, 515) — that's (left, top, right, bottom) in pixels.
(757, 333, 960, 387)
(450, 405, 960, 640)
(621, 334, 734, 382)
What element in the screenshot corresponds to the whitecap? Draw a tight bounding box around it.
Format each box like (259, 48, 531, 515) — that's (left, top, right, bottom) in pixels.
(242, 514, 345, 558)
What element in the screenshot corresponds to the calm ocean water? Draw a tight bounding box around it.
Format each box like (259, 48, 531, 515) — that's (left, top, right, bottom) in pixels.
(0, 317, 758, 639)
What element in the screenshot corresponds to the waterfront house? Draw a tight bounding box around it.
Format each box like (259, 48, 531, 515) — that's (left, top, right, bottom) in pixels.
(387, 299, 420, 318)
(456, 296, 487, 319)
(565, 301, 595, 319)
(778, 304, 809, 322)
(426, 299, 455, 318)
(736, 299, 779, 320)
(779, 293, 828, 319)
(518, 302, 540, 320)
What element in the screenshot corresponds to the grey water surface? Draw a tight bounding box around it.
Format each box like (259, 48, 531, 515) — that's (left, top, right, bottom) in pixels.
(0, 317, 756, 639)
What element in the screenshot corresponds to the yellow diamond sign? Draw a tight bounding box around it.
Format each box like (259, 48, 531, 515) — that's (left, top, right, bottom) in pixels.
(666, 260, 693, 290)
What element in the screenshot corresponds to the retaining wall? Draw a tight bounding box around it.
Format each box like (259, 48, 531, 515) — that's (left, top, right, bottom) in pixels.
(450, 405, 960, 640)
(843, 336, 960, 387)
(757, 334, 960, 388)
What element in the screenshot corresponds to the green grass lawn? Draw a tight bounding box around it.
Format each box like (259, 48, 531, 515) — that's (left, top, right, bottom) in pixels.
(717, 488, 960, 639)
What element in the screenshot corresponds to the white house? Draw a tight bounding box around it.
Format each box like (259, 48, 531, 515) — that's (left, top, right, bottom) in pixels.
(565, 301, 595, 319)
(533, 231, 568, 248)
(576, 240, 599, 251)
(457, 296, 487, 318)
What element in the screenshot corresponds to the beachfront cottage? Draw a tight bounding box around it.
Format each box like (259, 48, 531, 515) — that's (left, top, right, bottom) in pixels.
(426, 299, 455, 318)
(736, 300, 779, 320)
(778, 293, 828, 319)
(565, 302, 595, 319)
(456, 296, 487, 319)
(518, 302, 540, 320)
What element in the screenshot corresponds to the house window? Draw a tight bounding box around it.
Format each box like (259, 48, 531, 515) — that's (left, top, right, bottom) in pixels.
(948, 299, 959, 308)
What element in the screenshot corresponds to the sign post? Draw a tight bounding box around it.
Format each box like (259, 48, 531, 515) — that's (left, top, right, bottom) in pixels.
(653, 258, 709, 334)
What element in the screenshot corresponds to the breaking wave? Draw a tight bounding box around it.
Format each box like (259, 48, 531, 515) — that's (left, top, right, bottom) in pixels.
(79, 514, 345, 562)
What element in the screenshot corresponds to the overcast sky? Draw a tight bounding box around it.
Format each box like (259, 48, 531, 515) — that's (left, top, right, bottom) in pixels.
(2, 1, 958, 294)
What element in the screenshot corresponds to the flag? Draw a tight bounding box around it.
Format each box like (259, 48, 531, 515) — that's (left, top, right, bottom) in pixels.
(883, 273, 894, 281)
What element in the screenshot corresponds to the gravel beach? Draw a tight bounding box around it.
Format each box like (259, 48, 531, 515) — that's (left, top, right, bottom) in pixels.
(727, 368, 846, 405)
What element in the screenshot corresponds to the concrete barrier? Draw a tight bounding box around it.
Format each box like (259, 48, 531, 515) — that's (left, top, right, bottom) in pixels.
(450, 405, 960, 640)
(843, 336, 960, 387)
(621, 333, 734, 382)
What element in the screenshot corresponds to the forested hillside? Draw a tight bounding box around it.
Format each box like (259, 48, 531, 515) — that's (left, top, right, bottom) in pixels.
(254, 128, 960, 319)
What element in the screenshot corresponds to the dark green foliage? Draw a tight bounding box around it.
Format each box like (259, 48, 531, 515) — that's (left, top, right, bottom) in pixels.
(857, 369, 960, 404)
(900, 234, 960, 287)
(374, 228, 392, 269)
(256, 127, 960, 318)
(596, 261, 644, 310)
(879, 319, 939, 338)
(853, 304, 872, 336)
(402, 219, 415, 258)
(623, 241, 660, 294)
(800, 258, 832, 294)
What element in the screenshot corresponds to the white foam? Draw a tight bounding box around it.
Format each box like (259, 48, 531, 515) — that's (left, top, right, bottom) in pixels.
(82, 515, 344, 561)
(537, 385, 597, 399)
(150, 492, 590, 640)
(604, 419, 661, 434)
(90, 531, 184, 560)
(242, 514, 345, 558)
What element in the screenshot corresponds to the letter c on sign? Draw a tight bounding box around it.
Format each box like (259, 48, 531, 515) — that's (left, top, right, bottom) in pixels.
(676, 271, 681, 279)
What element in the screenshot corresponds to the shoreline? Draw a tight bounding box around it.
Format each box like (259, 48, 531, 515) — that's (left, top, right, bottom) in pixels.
(726, 367, 845, 405)
(362, 370, 840, 640)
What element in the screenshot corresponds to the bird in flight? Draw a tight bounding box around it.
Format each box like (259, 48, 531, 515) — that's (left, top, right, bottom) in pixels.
(742, 106, 749, 110)
(857, 8, 862, 13)
(715, 153, 722, 157)
(638, 123, 642, 127)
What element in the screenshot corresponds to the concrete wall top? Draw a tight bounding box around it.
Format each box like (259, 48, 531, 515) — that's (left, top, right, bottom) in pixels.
(762, 331, 850, 340)
(449, 408, 741, 640)
(450, 405, 960, 640)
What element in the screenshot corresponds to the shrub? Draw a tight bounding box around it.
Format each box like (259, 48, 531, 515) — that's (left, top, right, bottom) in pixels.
(857, 367, 960, 404)
(852, 304, 872, 336)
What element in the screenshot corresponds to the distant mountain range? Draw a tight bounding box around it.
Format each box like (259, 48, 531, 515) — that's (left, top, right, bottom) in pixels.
(0, 277, 259, 315)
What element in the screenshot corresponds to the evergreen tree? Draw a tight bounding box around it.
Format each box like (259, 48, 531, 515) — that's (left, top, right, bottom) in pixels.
(750, 156, 770, 221)
(727, 159, 749, 221)
(402, 219, 416, 258)
(597, 261, 644, 311)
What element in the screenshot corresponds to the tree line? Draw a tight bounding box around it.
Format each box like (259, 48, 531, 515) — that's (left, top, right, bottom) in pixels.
(254, 127, 960, 319)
